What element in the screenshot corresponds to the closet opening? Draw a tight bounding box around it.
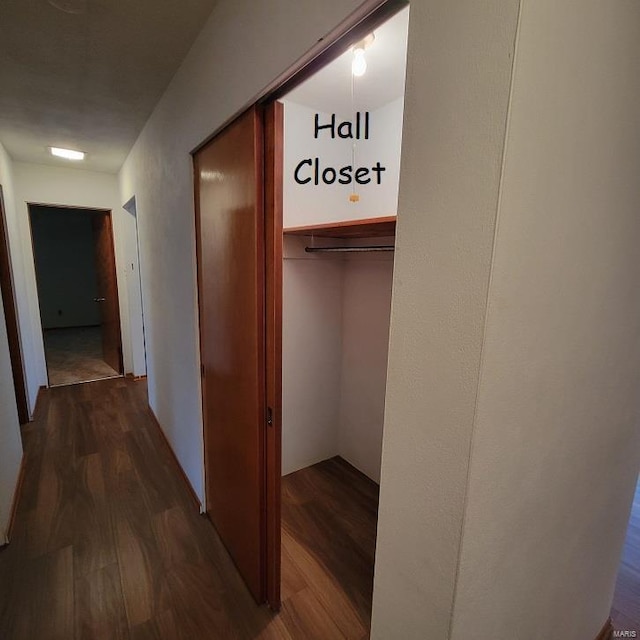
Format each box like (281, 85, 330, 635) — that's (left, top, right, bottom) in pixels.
(28, 204, 124, 387)
(275, 4, 409, 631)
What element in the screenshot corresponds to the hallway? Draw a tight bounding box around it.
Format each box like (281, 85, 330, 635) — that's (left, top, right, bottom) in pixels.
(0, 378, 374, 640)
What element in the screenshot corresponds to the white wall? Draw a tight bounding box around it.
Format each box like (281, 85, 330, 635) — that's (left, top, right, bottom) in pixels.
(0, 142, 23, 544)
(0, 301, 22, 545)
(282, 236, 393, 482)
(0, 155, 43, 412)
(118, 0, 368, 505)
(283, 97, 403, 227)
(30, 208, 101, 329)
(10, 162, 143, 403)
(282, 237, 344, 474)
(338, 253, 393, 482)
(448, 1, 640, 638)
(372, 1, 522, 638)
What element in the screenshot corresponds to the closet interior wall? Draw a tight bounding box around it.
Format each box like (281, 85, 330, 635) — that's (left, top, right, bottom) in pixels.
(281, 92, 402, 482)
(282, 235, 394, 482)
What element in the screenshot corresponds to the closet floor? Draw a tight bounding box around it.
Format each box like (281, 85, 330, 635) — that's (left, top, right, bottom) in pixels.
(281, 457, 379, 639)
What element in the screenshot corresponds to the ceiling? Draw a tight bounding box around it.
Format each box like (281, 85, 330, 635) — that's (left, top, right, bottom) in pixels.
(284, 6, 409, 117)
(0, 0, 218, 173)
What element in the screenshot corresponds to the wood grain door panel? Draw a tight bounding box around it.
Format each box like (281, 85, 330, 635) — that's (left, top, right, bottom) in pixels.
(264, 101, 283, 609)
(194, 106, 266, 603)
(92, 212, 123, 374)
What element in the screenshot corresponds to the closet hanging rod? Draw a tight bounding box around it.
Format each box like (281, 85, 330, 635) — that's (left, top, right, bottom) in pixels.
(305, 245, 394, 253)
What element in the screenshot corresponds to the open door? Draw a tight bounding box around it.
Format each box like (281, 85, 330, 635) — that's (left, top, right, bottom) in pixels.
(194, 106, 268, 603)
(0, 186, 29, 424)
(92, 212, 123, 374)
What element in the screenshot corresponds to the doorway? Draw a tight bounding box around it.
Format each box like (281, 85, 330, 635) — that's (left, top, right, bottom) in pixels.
(29, 204, 124, 387)
(193, 0, 408, 621)
(275, 4, 408, 631)
(0, 185, 29, 423)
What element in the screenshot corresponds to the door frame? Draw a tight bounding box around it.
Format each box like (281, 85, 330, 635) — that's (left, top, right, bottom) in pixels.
(193, 0, 408, 611)
(0, 185, 30, 424)
(27, 203, 124, 385)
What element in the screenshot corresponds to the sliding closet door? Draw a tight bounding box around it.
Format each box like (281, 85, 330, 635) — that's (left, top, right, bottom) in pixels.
(194, 106, 266, 603)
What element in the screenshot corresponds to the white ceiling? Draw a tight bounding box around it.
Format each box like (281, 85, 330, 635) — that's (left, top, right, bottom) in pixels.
(0, 0, 218, 173)
(284, 6, 409, 117)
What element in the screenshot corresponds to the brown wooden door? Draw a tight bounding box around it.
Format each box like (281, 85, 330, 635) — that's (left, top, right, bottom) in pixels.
(0, 186, 29, 424)
(264, 101, 283, 609)
(194, 106, 267, 603)
(92, 212, 123, 374)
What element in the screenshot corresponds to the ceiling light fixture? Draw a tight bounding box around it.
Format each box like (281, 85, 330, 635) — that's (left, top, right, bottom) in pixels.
(50, 146, 85, 161)
(47, 0, 88, 15)
(351, 33, 375, 77)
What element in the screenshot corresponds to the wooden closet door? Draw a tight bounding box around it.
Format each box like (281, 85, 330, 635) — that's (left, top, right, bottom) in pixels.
(194, 107, 266, 603)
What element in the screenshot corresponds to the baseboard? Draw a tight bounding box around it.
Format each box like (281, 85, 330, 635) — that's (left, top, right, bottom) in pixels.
(31, 385, 47, 420)
(146, 406, 202, 513)
(5, 453, 26, 544)
(125, 373, 147, 381)
(42, 324, 101, 331)
(595, 618, 613, 640)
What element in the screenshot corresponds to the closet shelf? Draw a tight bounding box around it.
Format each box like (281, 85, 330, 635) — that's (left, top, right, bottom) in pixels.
(284, 215, 396, 239)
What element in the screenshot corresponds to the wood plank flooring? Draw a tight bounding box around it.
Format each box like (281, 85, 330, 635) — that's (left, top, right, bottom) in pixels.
(0, 378, 379, 639)
(281, 458, 379, 640)
(611, 477, 640, 633)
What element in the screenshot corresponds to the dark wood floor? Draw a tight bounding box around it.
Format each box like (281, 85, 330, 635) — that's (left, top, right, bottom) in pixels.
(281, 457, 379, 640)
(611, 477, 640, 633)
(0, 378, 379, 639)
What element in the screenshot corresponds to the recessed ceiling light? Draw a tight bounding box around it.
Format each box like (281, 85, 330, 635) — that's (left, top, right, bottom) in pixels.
(50, 147, 85, 161)
(47, 0, 87, 15)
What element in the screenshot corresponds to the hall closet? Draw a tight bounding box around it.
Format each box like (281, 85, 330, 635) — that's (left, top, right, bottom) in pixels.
(275, 5, 408, 627)
(281, 216, 396, 483)
(279, 214, 396, 631)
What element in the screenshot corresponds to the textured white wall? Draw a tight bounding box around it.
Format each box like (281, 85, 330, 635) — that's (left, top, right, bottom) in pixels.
(0, 155, 43, 411)
(283, 98, 403, 227)
(0, 300, 22, 545)
(338, 254, 393, 483)
(449, 1, 640, 639)
(282, 240, 393, 483)
(0, 142, 23, 544)
(282, 237, 344, 475)
(371, 1, 522, 637)
(118, 0, 367, 504)
(11, 162, 141, 396)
